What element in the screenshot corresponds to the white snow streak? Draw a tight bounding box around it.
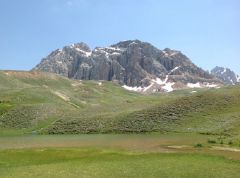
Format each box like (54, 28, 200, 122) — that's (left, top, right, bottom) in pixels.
(75, 48, 92, 57)
(206, 83, 218, 88)
(106, 47, 123, 51)
(122, 85, 144, 92)
(237, 75, 240, 82)
(169, 66, 180, 74)
(187, 83, 201, 88)
(143, 83, 154, 92)
(221, 68, 226, 74)
(123, 75, 175, 93)
(187, 82, 219, 88)
(162, 82, 174, 92)
(56, 61, 63, 64)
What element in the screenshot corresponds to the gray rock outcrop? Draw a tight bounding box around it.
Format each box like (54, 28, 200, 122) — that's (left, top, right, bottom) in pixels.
(33, 40, 221, 91)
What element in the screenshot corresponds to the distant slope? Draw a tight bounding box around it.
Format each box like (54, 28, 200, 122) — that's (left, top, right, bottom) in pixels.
(0, 71, 239, 137)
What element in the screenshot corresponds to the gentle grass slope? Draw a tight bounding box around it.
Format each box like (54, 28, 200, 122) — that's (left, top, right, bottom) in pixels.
(0, 71, 240, 138)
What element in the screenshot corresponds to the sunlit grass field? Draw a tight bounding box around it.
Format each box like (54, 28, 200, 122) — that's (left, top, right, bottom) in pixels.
(0, 71, 240, 177)
(0, 134, 240, 178)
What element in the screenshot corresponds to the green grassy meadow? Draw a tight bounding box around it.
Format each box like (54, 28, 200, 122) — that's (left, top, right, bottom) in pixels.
(1, 71, 240, 136)
(0, 134, 240, 178)
(1, 149, 240, 178)
(0, 71, 240, 177)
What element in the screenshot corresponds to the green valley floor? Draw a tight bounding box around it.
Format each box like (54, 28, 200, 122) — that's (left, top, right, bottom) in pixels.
(0, 134, 240, 178)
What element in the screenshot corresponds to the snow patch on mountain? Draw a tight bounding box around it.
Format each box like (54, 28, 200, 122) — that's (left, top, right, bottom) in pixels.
(123, 75, 175, 93)
(221, 68, 226, 74)
(237, 75, 240, 82)
(106, 46, 124, 52)
(162, 82, 174, 92)
(187, 82, 218, 89)
(187, 82, 201, 88)
(122, 85, 144, 92)
(56, 61, 63, 65)
(169, 66, 180, 74)
(206, 83, 218, 88)
(75, 48, 92, 57)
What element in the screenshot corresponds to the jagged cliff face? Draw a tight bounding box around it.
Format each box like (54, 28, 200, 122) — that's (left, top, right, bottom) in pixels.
(211, 66, 240, 85)
(33, 40, 220, 92)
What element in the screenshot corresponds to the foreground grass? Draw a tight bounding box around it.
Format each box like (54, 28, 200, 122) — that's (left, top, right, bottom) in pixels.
(0, 148, 239, 178)
(0, 134, 240, 178)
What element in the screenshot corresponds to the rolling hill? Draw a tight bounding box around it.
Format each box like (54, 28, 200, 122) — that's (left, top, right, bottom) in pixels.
(0, 70, 239, 139)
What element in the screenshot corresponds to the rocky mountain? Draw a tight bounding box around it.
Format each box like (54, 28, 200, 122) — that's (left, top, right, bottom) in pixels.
(211, 66, 240, 85)
(33, 40, 221, 93)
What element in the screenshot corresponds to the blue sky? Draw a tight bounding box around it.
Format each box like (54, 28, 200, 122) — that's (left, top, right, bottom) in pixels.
(0, 0, 239, 74)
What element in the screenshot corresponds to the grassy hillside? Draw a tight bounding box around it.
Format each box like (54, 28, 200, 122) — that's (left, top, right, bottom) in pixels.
(0, 71, 240, 139)
(1, 70, 240, 178)
(113, 87, 240, 134)
(0, 71, 174, 135)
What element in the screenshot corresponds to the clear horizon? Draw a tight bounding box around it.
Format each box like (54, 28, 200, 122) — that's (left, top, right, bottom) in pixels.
(0, 0, 239, 74)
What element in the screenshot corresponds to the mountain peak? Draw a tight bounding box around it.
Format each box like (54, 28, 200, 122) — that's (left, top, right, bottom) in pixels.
(111, 39, 152, 48)
(211, 66, 239, 84)
(33, 40, 221, 93)
(67, 42, 91, 52)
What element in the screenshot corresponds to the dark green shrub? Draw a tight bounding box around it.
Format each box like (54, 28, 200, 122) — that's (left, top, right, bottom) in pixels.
(195, 143, 203, 148)
(208, 139, 217, 144)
